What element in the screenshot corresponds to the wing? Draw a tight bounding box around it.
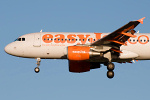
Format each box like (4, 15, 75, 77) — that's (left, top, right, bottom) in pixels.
(91, 17, 145, 49)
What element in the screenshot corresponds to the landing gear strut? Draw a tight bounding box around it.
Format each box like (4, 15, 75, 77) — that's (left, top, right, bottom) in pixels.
(106, 62, 115, 79)
(34, 58, 41, 73)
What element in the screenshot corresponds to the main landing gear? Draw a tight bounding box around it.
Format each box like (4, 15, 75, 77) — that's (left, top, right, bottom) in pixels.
(34, 58, 41, 73)
(105, 62, 115, 79)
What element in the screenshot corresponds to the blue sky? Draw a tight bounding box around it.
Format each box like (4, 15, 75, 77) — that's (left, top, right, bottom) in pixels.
(1, 0, 150, 100)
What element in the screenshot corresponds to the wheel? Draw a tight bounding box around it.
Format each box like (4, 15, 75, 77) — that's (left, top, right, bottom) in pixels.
(107, 63, 115, 71)
(34, 67, 40, 73)
(107, 71, 114, 79)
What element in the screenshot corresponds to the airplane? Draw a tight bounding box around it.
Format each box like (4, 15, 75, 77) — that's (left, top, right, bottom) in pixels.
(5, 17, 147, 79)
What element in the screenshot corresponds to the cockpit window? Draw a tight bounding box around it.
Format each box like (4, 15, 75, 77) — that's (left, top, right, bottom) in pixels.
(22, 38, 25, 41)
(18, 38, 21, 41)
(15, 38, 25, 41)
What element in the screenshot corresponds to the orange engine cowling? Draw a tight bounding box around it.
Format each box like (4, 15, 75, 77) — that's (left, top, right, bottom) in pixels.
(68, 46, 91, 61)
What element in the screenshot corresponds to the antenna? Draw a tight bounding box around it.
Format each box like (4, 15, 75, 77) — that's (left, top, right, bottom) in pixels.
(137, 30, 139, 33)
(40, 29, 43, 32)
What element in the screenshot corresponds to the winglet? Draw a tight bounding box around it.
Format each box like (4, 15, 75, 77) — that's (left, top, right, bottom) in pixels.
(137, 17, 146, 24)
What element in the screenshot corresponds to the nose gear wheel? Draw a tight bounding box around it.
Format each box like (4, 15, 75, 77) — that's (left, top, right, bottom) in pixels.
(34, 58, 41, 73)
(34, 67, 40, 73)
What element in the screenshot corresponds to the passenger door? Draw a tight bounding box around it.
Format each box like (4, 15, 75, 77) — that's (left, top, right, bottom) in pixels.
(33, 33, 41, 47)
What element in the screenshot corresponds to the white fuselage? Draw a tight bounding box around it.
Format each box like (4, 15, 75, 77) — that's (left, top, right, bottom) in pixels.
(4, 32, 150, 60)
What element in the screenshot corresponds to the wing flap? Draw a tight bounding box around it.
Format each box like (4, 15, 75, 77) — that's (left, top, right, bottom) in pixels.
(108, 40, 127, 46)
(121, 32, 137, 38)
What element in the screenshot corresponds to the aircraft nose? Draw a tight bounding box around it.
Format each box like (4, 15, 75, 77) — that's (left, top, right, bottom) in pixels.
(5, 42, 24, 57)
(4, 44, 11, 54)
(4, 43, 14, 55)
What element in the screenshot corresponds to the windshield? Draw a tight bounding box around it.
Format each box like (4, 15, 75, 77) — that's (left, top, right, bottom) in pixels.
(14, 38, 25, 41)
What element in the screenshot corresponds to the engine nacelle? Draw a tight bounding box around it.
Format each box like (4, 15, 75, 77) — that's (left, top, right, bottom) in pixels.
(68, 46, 91, 60)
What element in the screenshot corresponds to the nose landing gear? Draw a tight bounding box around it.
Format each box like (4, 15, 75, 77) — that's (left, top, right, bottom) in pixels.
(34, 58, 41, 73)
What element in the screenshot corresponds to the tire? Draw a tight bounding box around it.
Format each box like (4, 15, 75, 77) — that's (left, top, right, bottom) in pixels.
(107, 63, 115, 71)
(107, 71, 114, 79)
(34, 67, 40, 73)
